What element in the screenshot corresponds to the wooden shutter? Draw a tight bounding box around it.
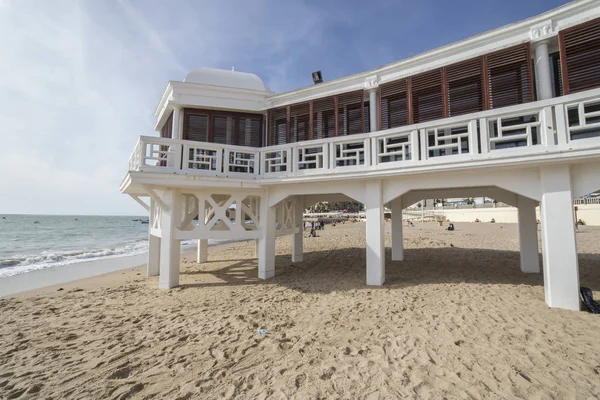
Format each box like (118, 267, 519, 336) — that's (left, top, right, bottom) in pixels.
(213, 115, 235, 144)
(550, 52, 564, 97)
(485, 44, 534, 109)
(338, 91, 364, 135)
(446, 57, 484, 116)
(289, 102, 310, 143)
(268, 108, 288, 145)
(238, 116, 262, 147)
(313, 96, 336, 139)
(412, 69, 444, 123)
(183, 109, 208, 141)
(363, 101, 371, 133)
(161, 111, 173, 138)
(380, 79, 409, 129)
(559, 17, 600, 94)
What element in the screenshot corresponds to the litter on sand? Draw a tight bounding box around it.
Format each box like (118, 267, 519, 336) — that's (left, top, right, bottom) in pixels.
(256, 328, 269, 335)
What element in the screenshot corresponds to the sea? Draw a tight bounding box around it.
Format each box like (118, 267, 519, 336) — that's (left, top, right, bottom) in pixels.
(0, 214, 200, 279)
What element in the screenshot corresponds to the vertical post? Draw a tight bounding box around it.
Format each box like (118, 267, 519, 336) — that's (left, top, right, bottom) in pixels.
(254, 239, 259, 258)
(533, 40, 553, 101)
(197, 239, 208, 263)
(159, 190, 182, 289)
(479, 118, 490, 154)
(366, 180, 385, 285)
(541, 106, 555, 146)
(292, 196, 304, 263)
(148, 235, 160, 276)
(391, 196, 404, 261)
(369, 89, 378, 133)
(555, 104, 569, 145)
(258, 191, 276, 279)
(517, 195, 540, 273)
(468, 119, 479, 155)
(420, 129, 428, 161)
(540, 165, 580, 310)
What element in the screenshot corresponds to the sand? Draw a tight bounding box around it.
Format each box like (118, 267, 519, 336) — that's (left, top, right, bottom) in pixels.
(1, 222, 600, 399)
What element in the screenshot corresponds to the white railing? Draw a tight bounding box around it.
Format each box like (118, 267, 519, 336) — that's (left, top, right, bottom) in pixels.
(127, 88, 600, 179)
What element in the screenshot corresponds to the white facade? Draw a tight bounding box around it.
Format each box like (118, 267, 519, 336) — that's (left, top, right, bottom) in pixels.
(122, 1, 600, 311)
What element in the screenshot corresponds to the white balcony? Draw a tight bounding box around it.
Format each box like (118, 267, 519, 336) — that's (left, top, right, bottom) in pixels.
(124, 88, 600, 188)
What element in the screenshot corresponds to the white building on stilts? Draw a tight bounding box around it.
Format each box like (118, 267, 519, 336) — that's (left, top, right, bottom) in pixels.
(121, 1, 600, 311)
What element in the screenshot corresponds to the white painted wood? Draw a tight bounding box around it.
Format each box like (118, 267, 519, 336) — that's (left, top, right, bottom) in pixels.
(197, 239, 208, 263)
(159, 190, 182, 289)
(148, 234, 160, 276)
(391, 196, 404, 261)
(365, 180, 385, 285)
(258, 191, 276, 279)
(541, 106, 555, 146)
(517, 196, 540, 273)
(540, 165, 580, 310)
(292, 196, 304, 263)
(254, 239, 259, 258)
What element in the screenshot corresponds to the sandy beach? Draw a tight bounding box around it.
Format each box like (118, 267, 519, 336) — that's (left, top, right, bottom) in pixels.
(2, 221, 600, 399)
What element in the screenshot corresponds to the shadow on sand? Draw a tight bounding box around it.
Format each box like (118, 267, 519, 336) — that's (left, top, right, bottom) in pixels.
(180, 246, 600, 294)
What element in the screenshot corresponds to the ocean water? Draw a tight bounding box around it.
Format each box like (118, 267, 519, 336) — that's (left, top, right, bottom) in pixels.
(0, 214, 198, 278)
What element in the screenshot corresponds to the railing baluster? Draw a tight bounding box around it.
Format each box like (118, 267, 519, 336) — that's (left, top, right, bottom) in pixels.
(554, 104, 569, 145)
(479, 118, 489, 154)
(468, 119, 478, 155)
(541, 106, 554, 146)
(419, 129, 428, 161)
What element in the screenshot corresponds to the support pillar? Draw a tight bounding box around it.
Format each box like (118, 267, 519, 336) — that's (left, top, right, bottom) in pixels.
(391, 196, 404, 261)
(292, 196, 304, 263)
(366, 180, 385, 285)
(159, 190, 182, 289)
(540, 165, 580, 310)
(369, 89, 378, 132)
(197, 239, 208, 263)
(147, 234, 160, 276)
(258, 192, 276, 279)
(533, 40, 553, 100)
(254, 239, 259, 258)
(517, 196, 540, 273)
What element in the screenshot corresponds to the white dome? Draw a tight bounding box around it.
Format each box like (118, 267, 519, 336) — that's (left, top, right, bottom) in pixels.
(184, 67, 271, 92)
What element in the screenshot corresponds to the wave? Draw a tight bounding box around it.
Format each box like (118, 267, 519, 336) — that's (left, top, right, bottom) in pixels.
(0, 238, 217, 279)
(0, 240, 151, 278)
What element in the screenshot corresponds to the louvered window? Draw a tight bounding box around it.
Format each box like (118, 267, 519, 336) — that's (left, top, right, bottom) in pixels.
(363, 102, 371, 133)
(213, 115, 235, 144)
(161, 111, 173, 138)
(559, 17, 600, 94)
(380, 79, 409, 129)
(183, 108, 262, 146)
(238, 117, 261, 147)
(446, 57, 484, 116)
(338, 91, 364, 135)
(289, 102, 310, 143)
(412, 69, 444, 123)
(550, 52, 563, 97)
(485, 44, 534, 109)
(183, 109, 209, 142)
(268, 108, 288, 145)
(313, 97, 336, 139)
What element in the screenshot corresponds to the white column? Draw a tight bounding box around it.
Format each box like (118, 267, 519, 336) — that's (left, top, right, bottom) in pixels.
(197, 239, 208, 263)
(369, 89, 378, 132)
(391, 196, 404, 261)
(540, 165, 580, 310)
(159, 190, 182, 289)
(517, 195, 540, 273)
(258, 192, 276, 279)
(292, 196, 304, 263)
(147, 234, 160, 276)
(533, 41, 553, 100)
(366, 180, 385, 285)
(172, 105, 183, 140)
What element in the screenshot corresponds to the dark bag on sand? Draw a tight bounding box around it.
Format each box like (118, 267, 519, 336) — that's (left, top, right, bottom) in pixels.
(580, 287, 600, 314)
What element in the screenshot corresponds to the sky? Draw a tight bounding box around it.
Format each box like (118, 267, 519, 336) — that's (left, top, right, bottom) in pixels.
(0, 0, 570, 216)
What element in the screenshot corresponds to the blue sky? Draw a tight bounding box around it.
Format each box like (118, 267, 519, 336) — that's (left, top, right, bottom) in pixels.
(0, 0, 569, 215)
